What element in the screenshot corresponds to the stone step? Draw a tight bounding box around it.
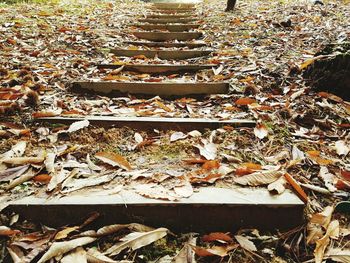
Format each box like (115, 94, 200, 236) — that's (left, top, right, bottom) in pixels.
(98, 63, 215, 73)
(152, 2, 196, 8)
(151, 6, 196, 11)
(110, 49, 212, 60)
(132, 31, 202, 41)
(139, 18, 197, 24)
(8, 187, 305, 231)
(124, 41, 206, 48)
(145, 14, 193, 19)
(35, 116, 256, 131)
(131, 23, 200, 32)
(72, 81, 229, 97)
(150, 9, 194, 14)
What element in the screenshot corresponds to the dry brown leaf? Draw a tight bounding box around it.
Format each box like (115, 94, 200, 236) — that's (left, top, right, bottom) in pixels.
(267, 176, 287, 194)
(202, 232, 233, 243)
(173, 182, 193, 198)
(37, 237, 96, 263)
(0, 226, 21, 236)
(6, 168, 36, 190)
(195, 142, 217, 160)
(314, 220, 340, 263)
(254, 123, 268, 139)
(173, 236, 197, 263)
(96, 223, 154, 237)
(284, 173, 308, 203)
(235, 235, 257, 252)
(105, 228, 168, 256)
(234, 170, 283, 186)
(191, 244, 237, 257)
(1, 141, 26, 159)
(307, 224, 324, 245)
(135, 184, 179, 201)
(311, 206, 334, 228)
(86, 247, 118, 263)
(61, 247, 87, 263)
(95, 152, 131, 171)
(326, 248, 350, 263)
(1, 156, 45, 165)
(55, 226, 80, 240)
(235, 97, 256, 106)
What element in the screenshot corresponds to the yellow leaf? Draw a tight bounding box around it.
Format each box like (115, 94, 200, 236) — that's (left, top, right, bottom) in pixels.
(299, 58, 315, 70)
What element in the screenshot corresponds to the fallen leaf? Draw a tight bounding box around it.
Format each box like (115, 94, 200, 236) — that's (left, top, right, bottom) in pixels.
(173, 236, 196, 263)
(292, 145, 305, 161)
(173, 181, 193, 198)
(267, 176, 287, 194)
(335, 140, 349, 156)
(235, 235, 257, 252)
(95, 152, 131, 171)
(191, 244, 237, 257)
(61, 247, 87, 263)
(254, 123, 268, 139)
(96, 223, 153, 237)
(0, 226, 21, 236)
(307, 151, 333, 166)
(234, 170, 283, 186)
(66, 119, 90, 133)
(202, 232, 233, 243)
(235, 162, 262, 176)
(235, 97, 256, 106)
(170, 131, 187, 142)
(7, 168, 36, 190)
(33, 174, 52, 184)
(37, 237, 96, 263)
(195, 142, 217, 160)
(86, 154, 102, 171)
(284, 173, 308, 203)
(326, 248, 350, 263)
(105, 228, 168, 256)
(314, 220, 339, 263)
(86, 247, 118, 263)
(55, 226, 80, 240)
(135, 184, 179, 201)
(311, 206, 334, 228)
(202, 160, 220, 170)
(1, 141, 26, 159)
(134, 133, 143, 144)
(1, 156, 45, 165)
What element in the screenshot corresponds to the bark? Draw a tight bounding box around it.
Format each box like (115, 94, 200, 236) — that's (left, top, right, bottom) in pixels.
(303, 43, 350, 100)
(226, 0, 237, 11)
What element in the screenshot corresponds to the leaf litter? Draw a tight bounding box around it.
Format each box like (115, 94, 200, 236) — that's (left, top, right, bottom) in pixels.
(0, 0, 350, 261)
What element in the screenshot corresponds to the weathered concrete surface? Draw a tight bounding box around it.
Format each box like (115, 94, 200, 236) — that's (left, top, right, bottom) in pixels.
(8, 187, 304, 231)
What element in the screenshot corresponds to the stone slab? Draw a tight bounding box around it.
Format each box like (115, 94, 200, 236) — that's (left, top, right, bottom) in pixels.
(139, 18, 197, 24)
(124, 41, 206, 48)
(8, 187, 305, 231)
(97, 63, 215, 73)
(36, 116, 256, 131)
(132, 31, 202, 41)
(110, 49, 212, 59)
(131, 23, 200, 32)
(72, 81, 229, 96)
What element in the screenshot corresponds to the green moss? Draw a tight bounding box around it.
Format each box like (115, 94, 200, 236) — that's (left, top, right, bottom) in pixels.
(137, 237, 179, 261)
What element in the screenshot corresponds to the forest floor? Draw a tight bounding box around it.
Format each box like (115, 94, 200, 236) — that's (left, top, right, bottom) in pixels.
(0, 0, 349, 262)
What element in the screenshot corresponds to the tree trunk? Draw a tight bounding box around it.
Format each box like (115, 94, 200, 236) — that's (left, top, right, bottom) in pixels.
(226, 0, 237, 11)
(303, 43, 350, 100)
